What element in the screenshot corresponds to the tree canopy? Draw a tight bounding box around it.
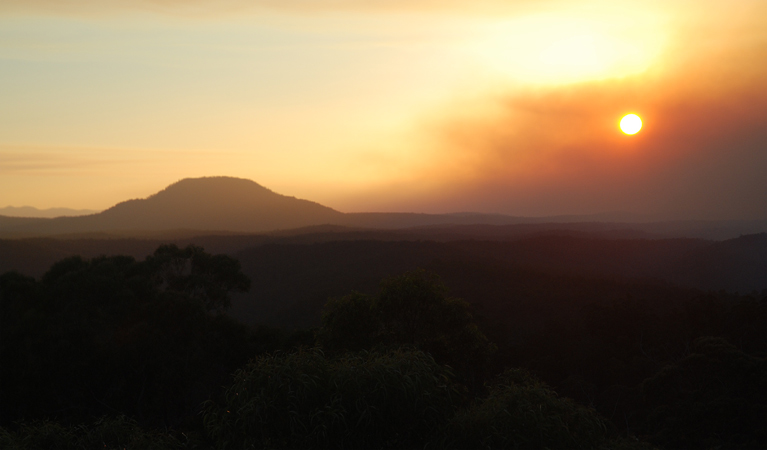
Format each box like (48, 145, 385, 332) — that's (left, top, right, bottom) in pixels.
(0, 244, 253, 426)
(319, 269, 496, 386)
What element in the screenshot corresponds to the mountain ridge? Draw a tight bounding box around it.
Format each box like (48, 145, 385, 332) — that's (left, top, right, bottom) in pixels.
(0, 206, 100, 218)
(1, 176, 765, 239)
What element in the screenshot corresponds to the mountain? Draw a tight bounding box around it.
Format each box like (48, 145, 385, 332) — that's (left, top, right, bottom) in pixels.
(0, 177, 343, 235)
(1, 176, 765, 238)
(0, 177, 547, 237)
(0, 206, 100, 218)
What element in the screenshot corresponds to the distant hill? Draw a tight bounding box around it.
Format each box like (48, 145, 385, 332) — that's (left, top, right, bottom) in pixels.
(0, 176, 765, 239)
(0, 177, 344, 236)
(227, 233, 766, 327)
(0, 206, 100, 218)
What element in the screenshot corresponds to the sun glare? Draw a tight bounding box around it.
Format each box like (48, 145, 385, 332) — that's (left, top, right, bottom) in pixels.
(473, 9, 666, 85)
(620, 114, 642, 135)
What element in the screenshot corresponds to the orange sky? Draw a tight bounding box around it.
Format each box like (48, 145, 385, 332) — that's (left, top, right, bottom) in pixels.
(1, 0, 765, 219)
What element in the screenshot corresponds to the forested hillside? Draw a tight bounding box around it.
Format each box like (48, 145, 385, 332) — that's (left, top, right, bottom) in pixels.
(1, 240, 764, 449)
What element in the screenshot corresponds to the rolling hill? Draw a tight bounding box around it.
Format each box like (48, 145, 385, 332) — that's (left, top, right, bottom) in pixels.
(1, 176, 765, 239)
(0, 206, 100, 218)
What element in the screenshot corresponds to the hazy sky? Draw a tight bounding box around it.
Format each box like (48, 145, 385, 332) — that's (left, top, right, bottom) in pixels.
(1, 0, 765, 219)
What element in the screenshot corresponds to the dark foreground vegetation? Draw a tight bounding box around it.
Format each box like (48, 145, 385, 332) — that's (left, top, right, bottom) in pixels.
(1, 244, 765, 449)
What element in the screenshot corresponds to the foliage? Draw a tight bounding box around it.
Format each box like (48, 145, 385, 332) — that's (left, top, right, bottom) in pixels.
(0, 245, 255, 426)
(0, 416, 192, 450)
(319, 292, 378, 351)
(318, 269, 496, 385)
(641, 337, 767, 449)
(143, 244, 251, 312)
(203, 348, 464, 449)
(449, 369, 609, 449)
(2, 240, 764, 448)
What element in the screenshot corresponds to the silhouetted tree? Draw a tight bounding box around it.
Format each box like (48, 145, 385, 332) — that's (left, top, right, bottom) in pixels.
(318, 269, 495, 388)
(450, 369, 611, 450)
(143, 244, 251, 312)
(203, 348, 464, 449)
(0, 245, 254, 427)
(641, 337, 767, 449)
(319, 292, 378, 351)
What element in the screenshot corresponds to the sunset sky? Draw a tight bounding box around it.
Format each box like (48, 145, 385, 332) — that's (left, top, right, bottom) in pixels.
(1, 0, 765, 219)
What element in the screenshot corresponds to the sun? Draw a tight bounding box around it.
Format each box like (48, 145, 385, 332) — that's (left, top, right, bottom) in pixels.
(620, 114, 642, 135)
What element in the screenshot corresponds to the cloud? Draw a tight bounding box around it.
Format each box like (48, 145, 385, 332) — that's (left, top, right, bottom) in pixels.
(350, 24, 767, 220)
(0, 0, 549, 18)
(0, 145, 225, 176)
(0, 147, 97, 175)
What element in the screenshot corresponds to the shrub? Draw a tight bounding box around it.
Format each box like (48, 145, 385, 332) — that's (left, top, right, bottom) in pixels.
(0, 416, 186, 450)
(318, 270, 496, 386)
(449, 369, 609, 449)
(203, 348, 464, 449)
(641, 337, 767, 449)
